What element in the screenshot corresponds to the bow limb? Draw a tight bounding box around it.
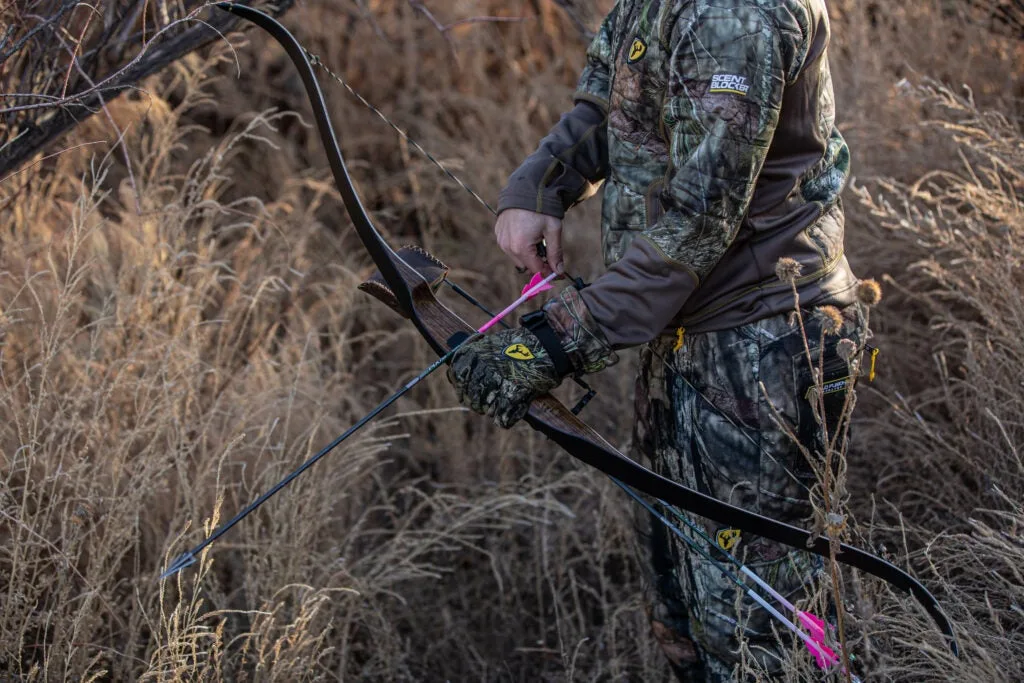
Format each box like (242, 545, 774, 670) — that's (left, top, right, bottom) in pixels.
(217, 2, 433, 338)
(216, 4, 958, 657)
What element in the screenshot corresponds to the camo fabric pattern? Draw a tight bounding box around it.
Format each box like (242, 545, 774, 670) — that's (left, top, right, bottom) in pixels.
(542, 285, 620, 374)
(566, 0, 858, 341)
(582, 0, 843, 266)
(632, 307, 867, 679)
(448, 329, 562, 428)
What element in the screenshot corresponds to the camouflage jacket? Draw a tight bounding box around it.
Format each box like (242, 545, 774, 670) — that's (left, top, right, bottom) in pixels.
(497, 0, 859, 345)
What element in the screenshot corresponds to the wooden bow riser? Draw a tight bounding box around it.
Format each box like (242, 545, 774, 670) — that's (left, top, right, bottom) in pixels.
(359, 245, 449, 318)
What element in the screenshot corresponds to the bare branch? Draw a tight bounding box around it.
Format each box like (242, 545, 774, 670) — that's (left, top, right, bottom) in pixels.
(405, 0, 531, 55)
(0, 8, 212, 116)
(0, 0, 296, 178)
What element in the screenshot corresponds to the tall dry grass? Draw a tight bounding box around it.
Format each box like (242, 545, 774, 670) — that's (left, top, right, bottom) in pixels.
(844, 81, 1024, 681)
(1, 0, 1022, 680)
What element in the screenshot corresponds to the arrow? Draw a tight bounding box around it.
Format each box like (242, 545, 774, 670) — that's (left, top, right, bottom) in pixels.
(161, 271, 557, 580)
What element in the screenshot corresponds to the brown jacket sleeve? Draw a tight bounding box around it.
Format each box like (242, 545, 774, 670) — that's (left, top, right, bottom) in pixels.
(496, 99, 608, 218)
(496, 5, 619, 218)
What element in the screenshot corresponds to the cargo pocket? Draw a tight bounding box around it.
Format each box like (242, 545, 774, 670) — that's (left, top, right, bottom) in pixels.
(793, 346, 854, 456)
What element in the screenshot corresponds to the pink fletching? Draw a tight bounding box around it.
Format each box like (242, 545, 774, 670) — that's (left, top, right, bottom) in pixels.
(797, 611, 837, 669)
(522, 271, 554, 297)
(476, 271, 559, 334)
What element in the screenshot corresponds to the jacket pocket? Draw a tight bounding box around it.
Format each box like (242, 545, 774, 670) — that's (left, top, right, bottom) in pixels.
(645, 177, 666, 228)
(601, 179, 648, 263)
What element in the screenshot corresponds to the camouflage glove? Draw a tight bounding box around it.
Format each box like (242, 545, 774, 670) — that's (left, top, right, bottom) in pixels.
(447, 326, 563, 428)
(447, 285, 619, 428)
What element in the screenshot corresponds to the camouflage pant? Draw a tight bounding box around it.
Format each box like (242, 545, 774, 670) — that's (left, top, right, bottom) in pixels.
(633, 308, 866, 681)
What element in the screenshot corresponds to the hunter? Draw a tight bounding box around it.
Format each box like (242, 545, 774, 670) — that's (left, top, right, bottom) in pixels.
(447, 0, 865, 679)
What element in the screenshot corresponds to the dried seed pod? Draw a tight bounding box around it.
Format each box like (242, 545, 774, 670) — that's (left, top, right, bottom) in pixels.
(818, 306, 844, 336)
(856, 279, 882, 306)
(837, 338, 858, 361)
(775, 257, 803, 282)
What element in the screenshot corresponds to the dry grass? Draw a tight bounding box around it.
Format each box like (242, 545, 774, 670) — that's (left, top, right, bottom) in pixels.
(846, 80, 1024, 682)
(1, 0, 1022, 680)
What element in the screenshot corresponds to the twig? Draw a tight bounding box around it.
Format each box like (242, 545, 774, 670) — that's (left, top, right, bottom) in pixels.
(0, 0, 79, 65)
(441, 15, 529, 31)
(405, 0, 530, 55)
(0, 139, 105, 186)
(60, 3, 100, 98)
(0, 8, 210, 116)
(0, 0, 267, 177)
(51, 17, 142, 213)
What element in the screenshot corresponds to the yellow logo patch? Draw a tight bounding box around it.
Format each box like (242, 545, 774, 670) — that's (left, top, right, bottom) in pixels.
(504, 343, 535, 361)
(627, 37, 647, 63)
(716, 528, 741, 552)
(673, 327, 685, 353)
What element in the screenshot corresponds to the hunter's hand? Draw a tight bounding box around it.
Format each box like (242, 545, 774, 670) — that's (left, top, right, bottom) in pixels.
(494, 208, 564, 276)
(447, 326, 562, 428)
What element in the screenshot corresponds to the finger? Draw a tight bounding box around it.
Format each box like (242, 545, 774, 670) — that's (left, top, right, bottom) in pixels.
(503, 237, 530, 272)
(495, 216, 530, 272)
(543, 222, 564, 275)
(448, 372, 471, 407)
(467, 383, 489, 416)
(528, 240, 552, 277)
(450, 356, 472, 384)
(493, 394, 512, 427)
(495, 397, 529, 429)
(512, 233, 546, 275)
(471, 370, 503, 416)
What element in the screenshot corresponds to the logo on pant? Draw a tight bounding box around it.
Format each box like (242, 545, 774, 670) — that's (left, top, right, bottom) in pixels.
(716, 528, 741, 551)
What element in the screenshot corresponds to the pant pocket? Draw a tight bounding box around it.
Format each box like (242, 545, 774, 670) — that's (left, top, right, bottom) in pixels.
(794, 347, 853, 454)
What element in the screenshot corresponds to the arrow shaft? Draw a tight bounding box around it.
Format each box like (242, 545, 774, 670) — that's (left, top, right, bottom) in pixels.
(163, 270, 555, 577)
(162, 347, 456, 578)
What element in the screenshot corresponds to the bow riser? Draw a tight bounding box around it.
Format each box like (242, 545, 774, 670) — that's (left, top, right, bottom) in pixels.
(359, 246, 450, 319)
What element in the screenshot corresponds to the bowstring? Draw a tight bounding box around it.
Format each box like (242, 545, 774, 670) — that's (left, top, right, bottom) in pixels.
(307, 51, 507, 319)
(306, 52, 498, 217)
(306, 52, 603, 412)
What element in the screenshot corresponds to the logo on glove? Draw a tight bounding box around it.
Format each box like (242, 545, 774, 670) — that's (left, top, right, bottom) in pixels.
(503, 344, 536, 361)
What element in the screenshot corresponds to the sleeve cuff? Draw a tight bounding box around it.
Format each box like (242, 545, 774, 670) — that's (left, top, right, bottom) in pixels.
(542, 286, 619, 375)
(497, 186, 567, 219)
